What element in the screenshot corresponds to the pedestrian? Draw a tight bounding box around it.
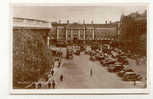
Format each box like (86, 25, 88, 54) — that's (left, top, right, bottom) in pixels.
(38, 83, 41, 89)
(31, 82, 36, 89)
(48, 82, 51, 88)
(134, 80, 136, 87)
(51, 70, 54, 76)
(58, 61, 61, 68)
(52, 80, 56, 89)
(136, 58, 139, 65)
(144, 77, 147, 88)
(60, 74, 63, 82)
(90, 69, 93, 77)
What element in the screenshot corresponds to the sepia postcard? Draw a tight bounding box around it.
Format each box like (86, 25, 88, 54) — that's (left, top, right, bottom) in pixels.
(10, 3, 150, 94)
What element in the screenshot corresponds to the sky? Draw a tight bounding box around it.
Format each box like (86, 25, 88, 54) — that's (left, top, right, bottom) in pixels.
(12, 4, 147, 24)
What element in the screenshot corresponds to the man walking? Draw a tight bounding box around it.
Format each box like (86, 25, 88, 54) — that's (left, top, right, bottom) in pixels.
(58, 60, 61, 68)
(60, 74, 63, 82)
(51, 69, 54, 76)
(90, 68, 93, 77)
(52, 80, 56, 89)
(48, 82, 51, 88)
(38, 82, 42, 89)
(134, 80, 136, 88)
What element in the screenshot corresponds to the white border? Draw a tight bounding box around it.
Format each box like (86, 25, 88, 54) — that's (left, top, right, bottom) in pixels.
(10, 3, 150, 94)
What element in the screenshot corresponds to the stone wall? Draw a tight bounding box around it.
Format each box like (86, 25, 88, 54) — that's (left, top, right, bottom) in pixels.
(13, 28, 53, 89)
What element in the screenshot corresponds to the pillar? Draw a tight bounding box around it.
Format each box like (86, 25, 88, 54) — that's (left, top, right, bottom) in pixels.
(92, 29, 94, 40)
(78, 29, 80, 40)
(71, 29, 73, 40)
(66, 29, 68, 40)
(57, 28, 59, 40)
(47, 36, 50, 48)
(84, 28, 86, 40)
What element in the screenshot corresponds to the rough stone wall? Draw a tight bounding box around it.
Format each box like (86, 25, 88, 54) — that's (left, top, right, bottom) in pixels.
(13, 29, 53, 88)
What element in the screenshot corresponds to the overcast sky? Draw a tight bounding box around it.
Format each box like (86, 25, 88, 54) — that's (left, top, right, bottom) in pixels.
(12, 4, 147, 24)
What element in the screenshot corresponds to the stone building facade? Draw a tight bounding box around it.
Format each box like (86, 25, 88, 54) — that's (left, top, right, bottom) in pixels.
(50, 20, 119, 44)
(13, 17, 51, 47)
(120, 10, 147, 55)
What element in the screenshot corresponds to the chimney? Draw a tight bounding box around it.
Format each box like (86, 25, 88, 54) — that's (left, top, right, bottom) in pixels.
(83, 20, 85, 24)
(67, 20, 69, 24)
(91, 20, 94, 24)
(110, 21, 112, 24)
(105, 20, 107, 24)
(59, 19, 61, 24)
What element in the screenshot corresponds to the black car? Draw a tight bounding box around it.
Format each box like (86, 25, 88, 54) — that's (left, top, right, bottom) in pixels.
(117, 56, 129, 65)
(67, 49, 73, 59)
(96, 54, 105, 61)
(122, 72, 142, 81)
(76, 50, 80, 55)
(90, 55, 96, 61)
(102, 59, 116, 67)
(107, 65, 124, 73)
(117, 68, 134, 77)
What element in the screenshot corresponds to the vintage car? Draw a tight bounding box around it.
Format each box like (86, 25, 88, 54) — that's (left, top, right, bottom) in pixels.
(67, 53, 73, 59)
(90, 55, 96, 61)
(122, 72, 142, 81)
(117, 68, 134, 77)
(95, 53, 104, 60)
(107, 65, 124, 72)
(117, 56, 129, 65)
(66, 47, 73, 59)
(102, 58, 116, 67)
(75, 50, 80, 55)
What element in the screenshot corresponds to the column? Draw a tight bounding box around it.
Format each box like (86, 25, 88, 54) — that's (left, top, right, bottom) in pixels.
(47, 36, 50, 48)
(71, 29, 73, 40)
(57, 28, 59, 40)
(78, 29, 80, 40)
(84, 28, 86, 40)
(92, 29, 94, 40)
(66, 29, 68, 40)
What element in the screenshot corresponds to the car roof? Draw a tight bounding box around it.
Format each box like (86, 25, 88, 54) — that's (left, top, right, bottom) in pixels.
(114, 65, 122, 67)
(115, 62, 122, 65)
(125, 72, 136, 75)
(108, 66, 115, 68)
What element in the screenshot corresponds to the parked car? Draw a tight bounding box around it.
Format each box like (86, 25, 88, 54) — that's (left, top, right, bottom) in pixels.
(102, 58, 116, 67)
(95, 53, 104, 60)
(114, 61, 123, 66)
(117, 68, 134, 77)
(122, 72, 142, 81)
(80, 45, 85, 52)
(100, 57, 110, 65)
(99, 55, 105, 60)
(117, 56, 129, 65)
(67, 53, 73, 59)
(75, 50, 80, 55)
(90, 55, 96, 61)
(66, 48, 73, 59)
(85, 50, 89, 54)
(107, 64, 124, 72)
(90, 50, 96, 56)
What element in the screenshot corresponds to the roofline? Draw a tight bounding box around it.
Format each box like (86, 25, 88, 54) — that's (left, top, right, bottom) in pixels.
(13, 26, 51, 29)
(13, 17, 50, 23)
